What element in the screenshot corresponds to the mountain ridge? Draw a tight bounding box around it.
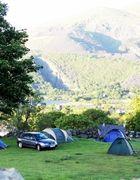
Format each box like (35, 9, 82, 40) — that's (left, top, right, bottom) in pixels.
(27, 7, 140, 60)
(29, 7, 140, 100)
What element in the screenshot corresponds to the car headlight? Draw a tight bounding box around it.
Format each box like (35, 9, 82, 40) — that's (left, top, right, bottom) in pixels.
(55, 142, 57, 145)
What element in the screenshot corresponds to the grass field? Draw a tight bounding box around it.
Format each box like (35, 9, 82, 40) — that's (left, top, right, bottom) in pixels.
(0, 138, 140, 180)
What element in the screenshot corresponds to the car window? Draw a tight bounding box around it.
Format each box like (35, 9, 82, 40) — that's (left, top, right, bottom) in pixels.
(25, 134, 31, 140)
(21, 133, 31, 140)
(30, 134, 36, 141)
(21, 133, 27, 138)
(35, 133, 48, 141)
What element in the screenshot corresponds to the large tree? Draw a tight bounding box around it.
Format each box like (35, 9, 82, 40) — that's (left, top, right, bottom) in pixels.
(0, 2, 37, 114)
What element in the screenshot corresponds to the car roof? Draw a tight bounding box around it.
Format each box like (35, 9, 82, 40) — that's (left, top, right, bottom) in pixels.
(22, 132, 42, 135)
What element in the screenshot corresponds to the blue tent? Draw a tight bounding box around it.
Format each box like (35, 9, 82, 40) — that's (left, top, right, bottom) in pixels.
(98, 124, 125, 143)
(103, 129, 125, 142)
(0, 140, 7, 149)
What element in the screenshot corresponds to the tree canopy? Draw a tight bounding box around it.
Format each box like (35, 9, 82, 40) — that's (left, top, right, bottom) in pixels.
(0, 2, 37, 114)
(126, 96, 140, 131)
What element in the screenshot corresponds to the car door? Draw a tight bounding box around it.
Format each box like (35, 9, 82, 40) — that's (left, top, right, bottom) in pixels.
(29, 134, 37, 148)
(21, 133, 31, 147)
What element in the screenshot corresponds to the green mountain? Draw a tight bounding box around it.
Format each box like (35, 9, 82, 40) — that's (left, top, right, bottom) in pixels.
(28, 7, 140, 101)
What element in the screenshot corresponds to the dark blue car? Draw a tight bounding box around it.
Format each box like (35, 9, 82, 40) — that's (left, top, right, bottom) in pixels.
(17, 132, 57, 151)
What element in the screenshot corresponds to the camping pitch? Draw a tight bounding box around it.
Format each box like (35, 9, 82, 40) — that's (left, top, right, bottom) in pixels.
(107, 137, 134, 156)
(42, 128, 73, 144)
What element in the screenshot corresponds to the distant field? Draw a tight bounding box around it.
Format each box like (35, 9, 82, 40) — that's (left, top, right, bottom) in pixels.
(0, 138, 140, 180)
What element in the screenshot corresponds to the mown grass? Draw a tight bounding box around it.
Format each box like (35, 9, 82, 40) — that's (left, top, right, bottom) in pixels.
(0, 138, 140, 180)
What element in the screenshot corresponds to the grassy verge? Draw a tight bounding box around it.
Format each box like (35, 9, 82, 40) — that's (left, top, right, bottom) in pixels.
(0, 138, 140, 180)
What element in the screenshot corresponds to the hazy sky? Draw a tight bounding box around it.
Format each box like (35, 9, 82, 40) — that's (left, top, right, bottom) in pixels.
(2, 0, 140, 28)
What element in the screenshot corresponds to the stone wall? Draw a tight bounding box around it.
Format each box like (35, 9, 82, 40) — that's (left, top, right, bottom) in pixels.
(67, 128, 98, 139)
(67, 129, 140, 139)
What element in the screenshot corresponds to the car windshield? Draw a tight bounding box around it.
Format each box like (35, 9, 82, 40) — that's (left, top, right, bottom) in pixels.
(35, 133, 48, 140)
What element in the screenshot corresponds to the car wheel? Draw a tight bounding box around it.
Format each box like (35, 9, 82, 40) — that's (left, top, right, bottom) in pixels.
(36, 144, 41, 151)
(18, 142, 23, 148)
(51, 147, 56, 150)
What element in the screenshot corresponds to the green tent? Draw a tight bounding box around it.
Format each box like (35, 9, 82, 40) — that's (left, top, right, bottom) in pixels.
(107, 138, 134, 156)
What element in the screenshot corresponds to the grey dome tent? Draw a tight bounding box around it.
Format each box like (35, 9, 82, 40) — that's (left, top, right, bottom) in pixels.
(0, 140, 7, 150)
(42, 128, 73, 144)
(107, 137, 134, 156)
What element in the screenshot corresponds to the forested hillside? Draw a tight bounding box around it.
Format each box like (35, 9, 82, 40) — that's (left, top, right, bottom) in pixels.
(33, 54, 140, 101)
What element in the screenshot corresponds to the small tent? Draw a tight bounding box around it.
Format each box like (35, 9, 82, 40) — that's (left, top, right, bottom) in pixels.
(0, 140, 7, 150)
(108, 137, 134, 156)
(98, 124, 125, 142)
(103, 129, 125, 142)
(42, 128, 73, 144)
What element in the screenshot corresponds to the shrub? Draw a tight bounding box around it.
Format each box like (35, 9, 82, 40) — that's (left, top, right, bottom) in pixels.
(36, 111, 65, 130)
(55, 114, 93, 130)
(55, 109, 116, 130)
(126, 112, 140, 131)
(125, 96, 140, 131)
(82, 109, 116, 127)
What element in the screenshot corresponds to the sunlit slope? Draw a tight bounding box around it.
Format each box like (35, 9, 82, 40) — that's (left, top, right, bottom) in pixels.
(27, 7, 140, 59)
